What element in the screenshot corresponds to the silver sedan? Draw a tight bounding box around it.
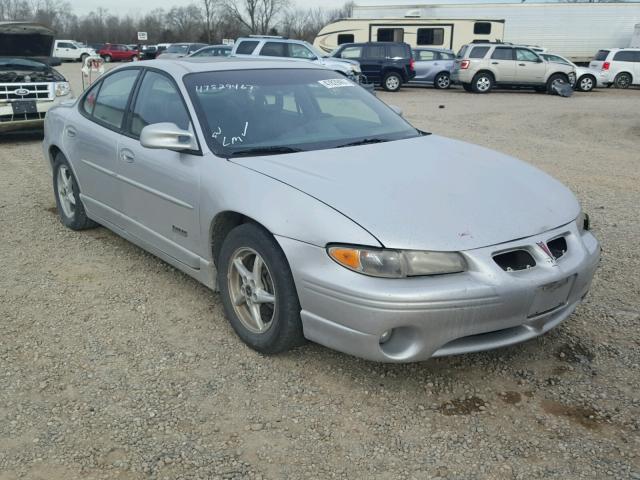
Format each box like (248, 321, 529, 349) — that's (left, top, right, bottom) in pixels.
(42, 58, 600, 362)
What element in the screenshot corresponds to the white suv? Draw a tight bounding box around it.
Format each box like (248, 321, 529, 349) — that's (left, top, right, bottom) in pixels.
(231, 36, 362, 81)
(589, 48, 640, 89)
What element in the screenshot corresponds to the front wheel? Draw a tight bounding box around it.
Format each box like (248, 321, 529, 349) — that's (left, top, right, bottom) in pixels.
(382, 72, 402, 92)
(80, 53, 89, 63)
(433, 72, 451, 89)
(52, 153, 98, 231)
(614, 72, 631, 89)
(218, 223, 305, 354)
(103, 55, 112, 63)
(546, 73, 568, 94)
(577, 75, 595, 92)
(131, 55, 139, 62)
(471, 72, 493, 93)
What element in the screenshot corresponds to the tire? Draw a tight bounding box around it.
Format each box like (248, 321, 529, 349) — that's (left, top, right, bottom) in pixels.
(546, 73, 568, 94)
(462, 83, 473, 92)
(614, 72, 631, 89)
(217, 223, 305, 354)
(52, 153, 98, 231)
(131, 55, 139, 62)
(382, 72, 402, 92)
(471, 72, 493, 93)
(103, 55, 112, 63)
(433, 72, 451, 89)
(80, 53, 89, 63)
(576, 75, 595, 92)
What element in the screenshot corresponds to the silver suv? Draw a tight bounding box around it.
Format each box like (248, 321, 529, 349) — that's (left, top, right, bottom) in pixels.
(451, 43, 575, 94)
(231, 36, 362, 81)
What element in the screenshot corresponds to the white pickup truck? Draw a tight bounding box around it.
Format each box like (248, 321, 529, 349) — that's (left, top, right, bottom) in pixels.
(53, 39, 96, 62)
(0, 22, 74, 133)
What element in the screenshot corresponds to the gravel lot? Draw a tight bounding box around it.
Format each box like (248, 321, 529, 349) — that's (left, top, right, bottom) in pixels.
(1, 63, 639, 480)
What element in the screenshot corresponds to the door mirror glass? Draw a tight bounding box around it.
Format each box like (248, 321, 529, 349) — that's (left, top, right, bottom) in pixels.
(140, 123, 197, 151)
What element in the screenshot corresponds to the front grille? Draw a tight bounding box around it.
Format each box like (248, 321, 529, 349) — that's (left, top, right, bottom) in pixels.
(493, 250, 536, 272)
(546, 236, 568, 260)
(0, 83, 53, 101)
(0, 112, 46, 123)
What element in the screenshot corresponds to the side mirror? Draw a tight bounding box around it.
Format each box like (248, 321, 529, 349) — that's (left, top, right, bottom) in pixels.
(389, 104, 403, 117)
(140, 122, 197, 151)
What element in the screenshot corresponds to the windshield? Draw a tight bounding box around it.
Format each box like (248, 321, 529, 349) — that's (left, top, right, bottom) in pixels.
(184, 69, 421, 157)
(167, 44, 189, 54)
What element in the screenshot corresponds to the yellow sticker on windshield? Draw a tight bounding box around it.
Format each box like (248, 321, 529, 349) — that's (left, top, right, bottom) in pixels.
(318, 79, 355, 89)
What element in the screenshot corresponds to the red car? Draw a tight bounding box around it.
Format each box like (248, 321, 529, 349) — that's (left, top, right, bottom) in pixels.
(98, 44, 140, 63)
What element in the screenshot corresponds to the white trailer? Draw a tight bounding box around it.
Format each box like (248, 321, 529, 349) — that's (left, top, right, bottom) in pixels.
(631, 24, 640, 48)
(316, 2, 640, 63)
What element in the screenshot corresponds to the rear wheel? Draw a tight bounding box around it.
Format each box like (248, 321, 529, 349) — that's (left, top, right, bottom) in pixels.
(218, 223, 305, 354)
(52, 153, 98, 231)
(577, 75, 595, 92)
(614, 72, 631, 89)
(433, 72, 451, 89)
(471, 72, 493, 93)
(131, 55, 139, 62)
(546, 73, 567, 94)
(382, 72, 402, 92)
(103, 54, 112, 63)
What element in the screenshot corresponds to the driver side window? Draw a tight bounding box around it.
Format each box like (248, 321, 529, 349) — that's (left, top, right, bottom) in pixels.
(516, 49, 539, 62)
(129, 71, 191, 137)
(289, 44, 315, 59)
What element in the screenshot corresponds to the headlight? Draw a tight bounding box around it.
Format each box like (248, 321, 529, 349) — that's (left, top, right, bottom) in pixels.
(576, 211, 590, 234)
(55, 82, 71, 97)
(327, 245, 467, 278)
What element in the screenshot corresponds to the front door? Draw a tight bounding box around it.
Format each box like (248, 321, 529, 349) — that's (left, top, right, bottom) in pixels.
(514, 48, 546, 84)
(117, 70, 202, 269)
(65, 68, 141, 227)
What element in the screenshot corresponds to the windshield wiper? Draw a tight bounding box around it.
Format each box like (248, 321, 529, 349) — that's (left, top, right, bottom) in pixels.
(336, 138, 389, 148)
(228, 146, 304, 158)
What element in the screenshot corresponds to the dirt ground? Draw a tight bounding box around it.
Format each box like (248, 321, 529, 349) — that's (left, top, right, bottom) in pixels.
(0, 62, 639, 480)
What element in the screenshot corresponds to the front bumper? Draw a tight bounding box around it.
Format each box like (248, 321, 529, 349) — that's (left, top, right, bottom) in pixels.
(0, 100, 54, 133)
(277, 222, 600, 362)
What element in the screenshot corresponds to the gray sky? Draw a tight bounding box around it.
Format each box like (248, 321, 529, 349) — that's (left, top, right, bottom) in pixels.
(70, 0, 548, 16)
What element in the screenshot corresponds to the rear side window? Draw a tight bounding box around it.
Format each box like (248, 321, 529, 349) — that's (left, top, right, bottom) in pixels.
(594, 50, 609, 61)
(260, 42, 287, 57)
(91, 69, 139, 129)
(613, 50, 638, 62)
(491, 47, 513, 60)
(364, 45, 385, 59)
(387, 45, 408, 59)
(474, 22, 492, 35)
(337, 34, 354, 45)
(416, 50, 436, 61)
(236, 41, 259, 55)
(469, 46, 490, 59)
(417, 28, 444, 46)
(438, 52, 455, 60)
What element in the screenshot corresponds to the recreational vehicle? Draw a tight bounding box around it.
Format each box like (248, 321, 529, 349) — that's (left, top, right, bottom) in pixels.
(314, 18, 505, 55)
(315, 2, 640, 63)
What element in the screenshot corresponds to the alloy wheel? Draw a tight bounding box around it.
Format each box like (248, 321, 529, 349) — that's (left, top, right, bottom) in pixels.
(385, 75, 400, 91)
(580, 77, 593, 91)
(476, 77, 491, 92)
(56, 165, 76, 219)
(436, 75, 450, 89)
(227, 247, 276, 334)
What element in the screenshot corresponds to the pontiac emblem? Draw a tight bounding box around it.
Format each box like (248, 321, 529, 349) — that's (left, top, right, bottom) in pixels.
(537, 241, 557, 265)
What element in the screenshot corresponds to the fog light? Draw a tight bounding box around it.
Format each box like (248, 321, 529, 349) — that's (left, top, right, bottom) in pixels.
(379, 329, 394, 344)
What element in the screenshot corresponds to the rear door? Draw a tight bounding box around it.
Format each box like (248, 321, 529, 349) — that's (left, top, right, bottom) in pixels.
(514, 48, 546, 84)
(116, 69, 202, 268)
(66, 68, 141, 227)
(413, 49, 438, 82)
(490, 47, 516, 82)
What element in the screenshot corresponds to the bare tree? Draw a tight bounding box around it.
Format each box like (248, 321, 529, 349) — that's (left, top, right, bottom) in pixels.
(167, 4, 204, 42)
(222, 0, 289, 35)
(201, 0, 218, 43)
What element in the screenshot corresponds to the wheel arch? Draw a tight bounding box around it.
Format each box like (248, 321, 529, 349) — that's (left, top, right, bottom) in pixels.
(614, 70, 634, 81)
(474, 69, 495, 80)
(210, 211, 267, 268)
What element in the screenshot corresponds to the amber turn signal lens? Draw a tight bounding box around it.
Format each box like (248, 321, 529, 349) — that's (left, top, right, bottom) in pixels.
(328, 247, 361, 270)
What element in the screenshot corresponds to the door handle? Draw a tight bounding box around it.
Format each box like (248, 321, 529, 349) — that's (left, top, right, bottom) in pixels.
(491, 62, 499, 65)
(66, 126, 77, 137)
(518, 63, 526, 66)
(120, 150, 135, 163)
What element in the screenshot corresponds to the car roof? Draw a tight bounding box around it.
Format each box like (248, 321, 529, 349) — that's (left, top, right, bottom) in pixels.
(128, 57, 328, 75)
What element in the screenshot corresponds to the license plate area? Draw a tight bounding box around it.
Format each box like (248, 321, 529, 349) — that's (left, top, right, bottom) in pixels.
(528, 275, 575, 318)
(11, 101, 37, 115)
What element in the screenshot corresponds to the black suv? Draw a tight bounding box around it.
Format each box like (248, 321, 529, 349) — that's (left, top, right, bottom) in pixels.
(330, 42, 415, 92)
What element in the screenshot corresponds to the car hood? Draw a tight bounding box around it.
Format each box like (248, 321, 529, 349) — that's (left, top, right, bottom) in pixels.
(320, 57, 359, 72)
(231, 135, 580, 251)
(0, 22, 54, 58)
